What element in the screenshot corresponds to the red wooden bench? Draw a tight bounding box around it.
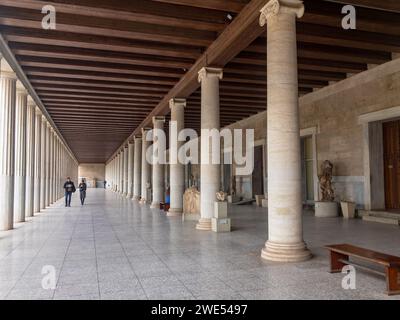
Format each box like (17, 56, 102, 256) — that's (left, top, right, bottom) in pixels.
(325, 244, 400, 295)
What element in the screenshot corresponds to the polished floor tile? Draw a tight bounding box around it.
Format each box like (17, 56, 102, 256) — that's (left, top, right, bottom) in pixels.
(0, 189, 399, 300)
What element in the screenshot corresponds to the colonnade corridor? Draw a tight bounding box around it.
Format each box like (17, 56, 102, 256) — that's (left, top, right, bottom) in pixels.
(0, 188, 398, 300)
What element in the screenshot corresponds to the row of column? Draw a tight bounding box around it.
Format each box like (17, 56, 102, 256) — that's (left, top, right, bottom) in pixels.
(0, 57, 78, 231)
(105, 0, 311, 262)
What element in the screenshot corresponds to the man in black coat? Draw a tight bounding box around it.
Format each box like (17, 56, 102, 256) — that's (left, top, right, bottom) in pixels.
(63, 177, 75, 207)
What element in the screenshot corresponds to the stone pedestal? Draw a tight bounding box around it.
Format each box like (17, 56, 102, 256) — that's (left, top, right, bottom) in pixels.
(315, 201, 338, 217)
(212, 218, 231, 233)
(255, 195, 265, 206)
(341, 201, 356, 219)
(214, 201, 227, 218)
(212, 201, 231, 232)
(261, 199, 268, 208)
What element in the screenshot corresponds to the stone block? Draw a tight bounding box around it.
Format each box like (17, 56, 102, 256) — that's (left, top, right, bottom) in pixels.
(255, 195, 265, 206)
(261, 199, 268, 208)
(214, 201, 227, 219)
(211, 218, 231, 232)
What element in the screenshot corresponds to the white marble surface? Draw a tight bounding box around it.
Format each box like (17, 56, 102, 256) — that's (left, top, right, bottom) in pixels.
(0, 189, 399, 300)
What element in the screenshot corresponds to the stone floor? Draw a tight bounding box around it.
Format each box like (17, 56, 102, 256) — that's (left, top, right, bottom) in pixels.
(0, 189, 399, 300)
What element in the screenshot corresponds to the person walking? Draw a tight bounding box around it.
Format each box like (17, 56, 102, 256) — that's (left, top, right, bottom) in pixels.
(79, 179, 87, 205)
(103, 180, 107, 189)
(63, 177, 76, 207)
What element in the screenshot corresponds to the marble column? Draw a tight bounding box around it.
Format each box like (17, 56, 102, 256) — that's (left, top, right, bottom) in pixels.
(33, 107, 42, 213)
(49, 128, 54, 204)
(196, 67, 223, 231)
(40, 116, 47, 210)
(0, 69, 17, 230)
(151, 117, 165, 209)
(167, 98, 186, 217)
(123, 145, 129, 197)
(259, 0, 311, 262)
(140, 128, 151, 204)
(14, 82, 28, 223)
(45, 123, 51, 207)
(25, 96, 36, 218)
(127, 140, 134, 198)
(133, 136, 142, 200)
(119, 150, 123, 194)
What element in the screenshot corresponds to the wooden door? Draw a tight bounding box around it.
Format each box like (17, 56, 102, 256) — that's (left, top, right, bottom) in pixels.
(383, 120, 400, 209)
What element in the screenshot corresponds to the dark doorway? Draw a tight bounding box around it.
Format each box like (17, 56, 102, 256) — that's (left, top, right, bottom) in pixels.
(252, 145, 264, 197)
(383, 120, 400, 210)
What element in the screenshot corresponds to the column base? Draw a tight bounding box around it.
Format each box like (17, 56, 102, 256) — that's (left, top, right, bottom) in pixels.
(132, 195, 140, 201)
(167, 208, 182, 217)
(261, 240, 312, 263)
(150, 202, 160, 209)
(126, 193, 132, 199)
(196, 218, 212, 231)
(139, 198, 147, 205)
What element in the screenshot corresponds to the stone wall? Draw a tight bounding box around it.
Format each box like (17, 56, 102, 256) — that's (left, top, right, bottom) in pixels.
(78, 163, 105, 188)
(222, 57, 400, 207)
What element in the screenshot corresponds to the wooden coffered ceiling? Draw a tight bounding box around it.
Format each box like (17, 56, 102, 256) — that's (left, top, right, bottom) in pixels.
(0, 0, 399, 162)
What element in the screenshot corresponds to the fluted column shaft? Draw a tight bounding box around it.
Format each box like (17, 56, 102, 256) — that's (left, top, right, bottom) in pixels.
(123, 146, 128, 196)
(0, 70, 17, 230)
(197, 67, 223, 231)
(127, 141, 134, 198)
(25, 98, 36, 218)
(34, 108, 42, 213)
(140, 128, 151, 204)
(40, 116, 46, 210)
(133, 136, 142, 200)
(151, 117, 165, 209)
(14, 85, 28, 223)
(45, 123, 51, 207)
(168, 98, 186, 216)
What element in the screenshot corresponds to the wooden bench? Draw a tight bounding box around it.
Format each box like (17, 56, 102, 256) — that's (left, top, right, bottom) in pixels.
(325, 244, 400, 295)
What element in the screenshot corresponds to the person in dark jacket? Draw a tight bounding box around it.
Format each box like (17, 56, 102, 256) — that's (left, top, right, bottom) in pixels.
(63, 177, 75, 207)
(78, 179, 87, 205)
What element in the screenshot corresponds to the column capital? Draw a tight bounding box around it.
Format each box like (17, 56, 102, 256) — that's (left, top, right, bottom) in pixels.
(134, 134, 142, 141)
(35, 106, 42, 116)
(27, 95, 36, 107)
(41, 115, 47, 122)
(259, 0, 304, 26)
(152, 116, 165, 125)
(169, 98, 186, 109)
(0, 70, 17, 80)
(16, 80, 28, 95)
(198, 67, 223, 83)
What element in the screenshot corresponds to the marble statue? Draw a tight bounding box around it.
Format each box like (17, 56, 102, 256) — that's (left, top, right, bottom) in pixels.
(216, 191, 227, 202)
(183, 187, 200, 214)
(319, 160, 334, 201)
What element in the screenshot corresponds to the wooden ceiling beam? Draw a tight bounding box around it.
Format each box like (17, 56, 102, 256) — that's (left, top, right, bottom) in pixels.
(2, 27, 202, 59)
(0, 0, 228, 31)
(10, 42, 195, 69)
(0, 5, 216, 47)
